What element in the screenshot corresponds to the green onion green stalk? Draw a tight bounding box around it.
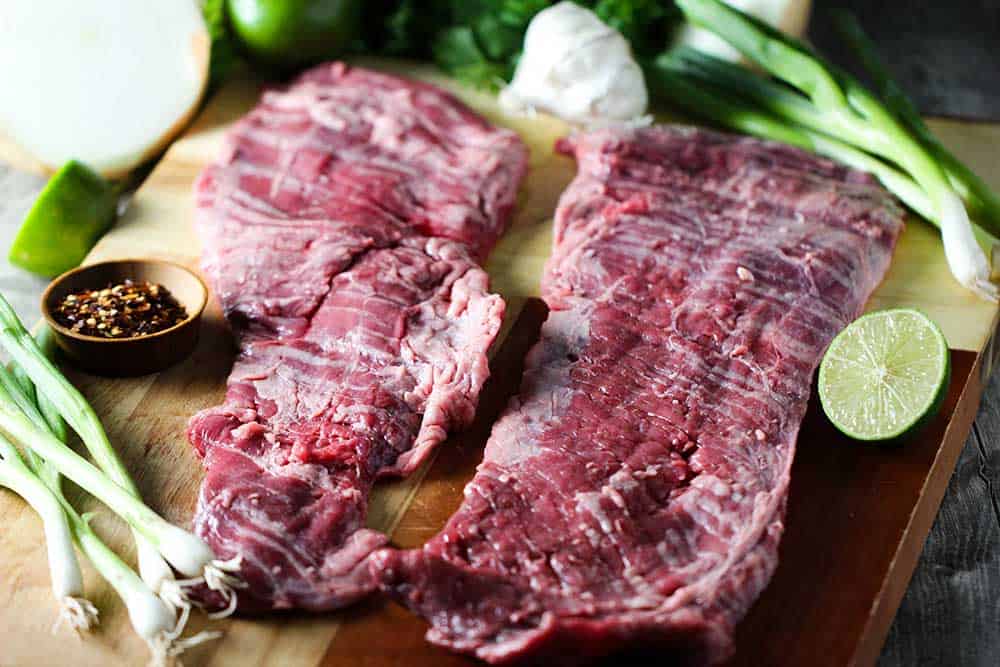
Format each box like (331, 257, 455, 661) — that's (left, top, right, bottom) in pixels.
(830, 10, 1000, 231)
(0, 294, 243, 606)
(0, 294, 178, 593)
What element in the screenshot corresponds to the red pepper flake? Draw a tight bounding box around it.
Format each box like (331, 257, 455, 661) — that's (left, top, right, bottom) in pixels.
(54, 280, 187, 339)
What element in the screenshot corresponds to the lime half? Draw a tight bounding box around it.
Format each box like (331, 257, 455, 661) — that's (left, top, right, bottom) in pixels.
(818, 308, 950, 442)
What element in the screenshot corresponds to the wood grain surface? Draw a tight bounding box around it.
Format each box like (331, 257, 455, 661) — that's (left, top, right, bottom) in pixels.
(1, 53, 1000, 665)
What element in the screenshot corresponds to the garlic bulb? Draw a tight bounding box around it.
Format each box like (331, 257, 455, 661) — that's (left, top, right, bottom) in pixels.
(498, 2, 648, 126)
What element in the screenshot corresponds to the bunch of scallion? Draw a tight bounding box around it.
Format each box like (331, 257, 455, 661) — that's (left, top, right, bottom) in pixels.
(645, 0, 1000, 301)
(0, 294, 243, 663)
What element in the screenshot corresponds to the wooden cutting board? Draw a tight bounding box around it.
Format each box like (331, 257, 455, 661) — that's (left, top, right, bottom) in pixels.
(2, 58, 1000, 666)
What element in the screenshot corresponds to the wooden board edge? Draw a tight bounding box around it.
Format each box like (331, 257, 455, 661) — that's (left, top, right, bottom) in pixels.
(851, 336, 999, 665)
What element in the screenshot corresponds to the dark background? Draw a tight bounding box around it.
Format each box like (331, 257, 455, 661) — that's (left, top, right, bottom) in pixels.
(810, 2, 1000, 664)
(810, 1, 1000, 121)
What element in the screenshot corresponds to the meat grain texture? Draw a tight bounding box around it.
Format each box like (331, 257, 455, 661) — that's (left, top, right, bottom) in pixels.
(376, 126, 904, 664)
(188, 63, 528, 611)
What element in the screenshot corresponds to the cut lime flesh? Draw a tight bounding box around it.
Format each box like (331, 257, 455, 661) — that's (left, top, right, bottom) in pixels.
(818, 308, 950, 442)
(8, 160, 116, 277)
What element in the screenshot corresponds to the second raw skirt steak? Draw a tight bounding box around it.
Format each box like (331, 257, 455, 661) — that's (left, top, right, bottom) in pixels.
(377, 126, 904, 663)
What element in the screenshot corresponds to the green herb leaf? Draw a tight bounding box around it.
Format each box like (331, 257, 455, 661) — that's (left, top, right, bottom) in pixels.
(369, 1, 680, 91)
(589, 0, 680, 57)
(432, 26, 510, 89)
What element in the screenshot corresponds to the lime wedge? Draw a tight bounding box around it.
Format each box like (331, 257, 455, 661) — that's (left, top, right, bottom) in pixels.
(8, 160, 116, 277)
(818, 308, 950, 442)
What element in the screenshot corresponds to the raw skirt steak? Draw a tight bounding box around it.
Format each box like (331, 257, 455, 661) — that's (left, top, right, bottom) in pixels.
(188, 63, 527, 611)
(376, 126, 904, 663)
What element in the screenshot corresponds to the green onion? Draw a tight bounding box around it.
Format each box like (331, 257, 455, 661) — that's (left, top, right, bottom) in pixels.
(0, 294, 244, 611)
(0, 378, 214, 575)
(0, 435, 95, 632)
(66, 507, 180, 659)
(9, 330, 198, 620)
(664, 0, 997, 301)
(0, 296, 177, 593)
(13, 327, 70, 441)
(830, 10, 1000, 231)
(0, 362, 220, 660)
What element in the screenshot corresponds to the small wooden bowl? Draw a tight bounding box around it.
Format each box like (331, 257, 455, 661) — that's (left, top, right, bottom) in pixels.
(42, 259, 207, 377)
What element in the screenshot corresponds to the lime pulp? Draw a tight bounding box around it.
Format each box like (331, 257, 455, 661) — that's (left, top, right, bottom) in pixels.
(818, 308, 950, 442)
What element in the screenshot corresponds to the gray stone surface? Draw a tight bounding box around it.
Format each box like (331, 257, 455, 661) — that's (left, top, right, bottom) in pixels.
(0, 165, 49, 323)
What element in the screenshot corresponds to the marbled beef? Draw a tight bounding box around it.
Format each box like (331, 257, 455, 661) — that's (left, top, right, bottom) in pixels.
(188, 63, 527, 611)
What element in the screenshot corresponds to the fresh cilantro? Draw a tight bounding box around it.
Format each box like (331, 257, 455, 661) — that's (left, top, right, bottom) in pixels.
(370, 1, 680, 91)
